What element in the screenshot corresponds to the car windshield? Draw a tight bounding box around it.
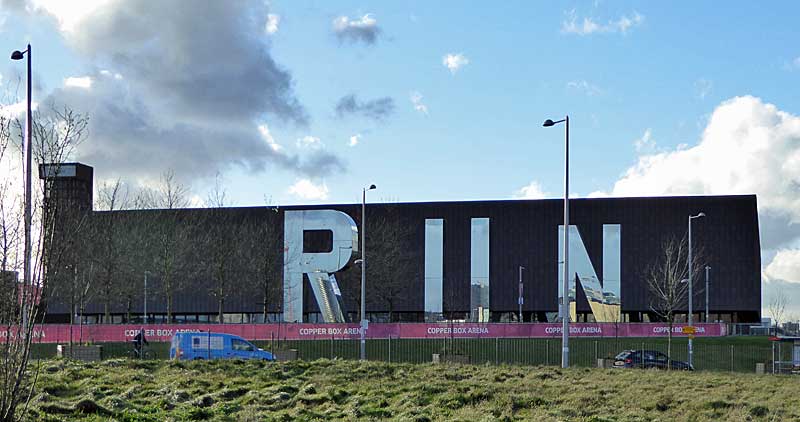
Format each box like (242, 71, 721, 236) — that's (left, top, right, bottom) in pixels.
(614, 351, 631, 360)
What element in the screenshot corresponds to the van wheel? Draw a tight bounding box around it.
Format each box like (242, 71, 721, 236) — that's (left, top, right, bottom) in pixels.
(194, 357, 204, 360)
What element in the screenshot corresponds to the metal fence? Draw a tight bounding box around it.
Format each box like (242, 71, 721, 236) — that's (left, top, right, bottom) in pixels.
(30, 337, 793, 374)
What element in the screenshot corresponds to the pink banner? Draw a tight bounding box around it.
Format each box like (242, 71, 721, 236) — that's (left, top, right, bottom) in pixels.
(14, 322, 727, 344)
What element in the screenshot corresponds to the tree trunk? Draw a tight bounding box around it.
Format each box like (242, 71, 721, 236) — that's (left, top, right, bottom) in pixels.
(667, 316, 673, 370)
(78, 303, 85, 344)
(263, 260, 271, 322)
(125, 299, 131, 323)
(103, 301, 110, 324)
(218, 297, 224, 324)
(166, 289, 172, 323)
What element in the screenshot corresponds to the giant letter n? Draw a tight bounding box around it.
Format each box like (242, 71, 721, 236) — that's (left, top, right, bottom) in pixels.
(284, 210, 359, 323)
(558, 224, 621, 322)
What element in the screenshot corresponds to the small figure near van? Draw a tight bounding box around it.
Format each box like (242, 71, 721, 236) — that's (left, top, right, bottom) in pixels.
(170, 332, 274, 361)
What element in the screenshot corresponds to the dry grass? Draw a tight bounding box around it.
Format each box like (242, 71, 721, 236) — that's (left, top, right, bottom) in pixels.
(21, 358, 800, 421)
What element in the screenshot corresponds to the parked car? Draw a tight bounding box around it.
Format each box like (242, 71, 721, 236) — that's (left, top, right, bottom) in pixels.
(170, 332, 274, 361)
(612, 349, 693, 371)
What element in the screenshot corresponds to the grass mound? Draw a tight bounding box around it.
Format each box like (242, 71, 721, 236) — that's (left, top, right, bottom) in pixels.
(18, 359, 800, 421)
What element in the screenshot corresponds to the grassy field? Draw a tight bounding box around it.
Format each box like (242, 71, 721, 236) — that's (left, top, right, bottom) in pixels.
(22, 358, 800, 421)
(31, 336, 785, 373)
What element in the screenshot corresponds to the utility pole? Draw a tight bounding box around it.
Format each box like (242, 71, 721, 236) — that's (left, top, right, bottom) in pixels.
(705, 266, 711, 323)
(518, 266, 525, 322)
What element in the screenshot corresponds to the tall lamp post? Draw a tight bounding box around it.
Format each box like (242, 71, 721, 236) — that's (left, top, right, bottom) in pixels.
(518, 266, 525, 322)
(688, 212, 705, 368)
(143, 271, 150, 324)
(543, 115, 570, 369)
(11, 45, 32, 336)
(361, 184, 376, 361)
(705, 266, 711, 323)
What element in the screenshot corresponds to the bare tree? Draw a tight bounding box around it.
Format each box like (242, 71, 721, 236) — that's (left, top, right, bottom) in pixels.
(115, 208, 154, 323)
(202, 175, 244, 322)
(0, 103, 88, 421)
(239, 207, 283, 322)
(646, 235, 704, 366)
(767, 286, 788, 335)
(92, 180, 132, 322)
(138, 171, 195, 323)
(365, 207, 418, 322)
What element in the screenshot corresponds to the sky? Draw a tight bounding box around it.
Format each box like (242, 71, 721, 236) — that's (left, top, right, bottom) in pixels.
(1, 0, 800, 317)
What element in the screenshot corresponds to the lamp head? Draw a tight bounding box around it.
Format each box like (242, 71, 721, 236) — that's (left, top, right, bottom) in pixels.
(368, 184, 377, 190)
(10, 50, 24, 60)
(698, 212, 706, 218)
(543, 119, 555, 127)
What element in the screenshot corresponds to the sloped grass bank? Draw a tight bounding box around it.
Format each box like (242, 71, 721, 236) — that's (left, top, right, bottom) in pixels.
(24, 359, 799, 421)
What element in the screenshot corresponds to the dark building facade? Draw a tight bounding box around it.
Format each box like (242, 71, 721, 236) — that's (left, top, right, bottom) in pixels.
(42, 164, 762, 324)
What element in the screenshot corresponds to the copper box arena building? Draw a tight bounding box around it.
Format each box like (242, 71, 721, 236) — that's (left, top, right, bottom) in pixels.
(40, 163, 761, 325)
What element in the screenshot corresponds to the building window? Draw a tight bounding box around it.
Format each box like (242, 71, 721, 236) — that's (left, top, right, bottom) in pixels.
(424, 219, 444, 321)
(470, 218, 490, 322)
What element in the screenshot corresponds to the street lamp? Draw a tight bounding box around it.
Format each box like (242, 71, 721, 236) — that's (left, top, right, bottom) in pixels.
(11, 44, 32, 337)
(361, 184, 376, 361)
(518, 266, 525, 322)
(688, 212, 705, 367)
(543, 115, 570, 369)
(705, 266, 711, 323)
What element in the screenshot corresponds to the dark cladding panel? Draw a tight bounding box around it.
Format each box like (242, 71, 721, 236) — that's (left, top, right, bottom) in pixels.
(44, 193, 762, 322)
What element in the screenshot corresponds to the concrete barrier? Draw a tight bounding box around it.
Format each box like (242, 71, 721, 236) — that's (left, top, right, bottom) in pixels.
(433, 354, 470, 364)
(57, 345, 103, 362)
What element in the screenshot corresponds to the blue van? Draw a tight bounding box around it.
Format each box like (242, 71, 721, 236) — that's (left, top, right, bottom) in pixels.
(170, 332, 274, 361)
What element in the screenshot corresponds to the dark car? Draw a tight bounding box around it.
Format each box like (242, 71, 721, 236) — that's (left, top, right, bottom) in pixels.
(613, 350, 694, 371)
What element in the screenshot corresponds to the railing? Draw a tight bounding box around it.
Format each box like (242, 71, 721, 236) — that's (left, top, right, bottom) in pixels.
(29, 337, 793, 374)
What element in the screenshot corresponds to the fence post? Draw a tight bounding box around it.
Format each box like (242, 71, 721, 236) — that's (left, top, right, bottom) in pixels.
(495, 337, 499, 365)
(330, 335, 334, 360)
(388, 337, 391, 363)
(594, 341, 598, 362)
(545, 339, 549, 366)
(772, 342, 776, 374)
(730, 345, 734, 372)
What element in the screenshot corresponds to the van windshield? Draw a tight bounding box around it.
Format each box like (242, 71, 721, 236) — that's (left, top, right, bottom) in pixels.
(231, 339, 254, 352)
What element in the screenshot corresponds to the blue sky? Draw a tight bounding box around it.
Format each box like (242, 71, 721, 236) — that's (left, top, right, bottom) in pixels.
(2, 1, 800, 316)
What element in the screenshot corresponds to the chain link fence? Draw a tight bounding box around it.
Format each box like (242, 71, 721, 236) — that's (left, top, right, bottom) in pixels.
(29, 336, 793, 374)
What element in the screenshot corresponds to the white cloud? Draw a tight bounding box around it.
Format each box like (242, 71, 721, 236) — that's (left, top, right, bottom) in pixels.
(0, 100, 40, 119)
(562, 9, 644, 35)
(266, 13, 280, 34)
(607, 96, 800, 225)
(598, 95, 800, 303)
(765, 249, 800, 284)
(410, 91, 428, 115)
(442, 53, 469, 74)
(633, 128, 655, 153)
(566, 80, 601, 96)
(296, 135, 322, 149)
(257, 124, 282, 152)
(64, 76, 92, 89)
(349, 134, 361, 147)
(514, 180, 549, 199)
(288, 179, 329, 200)
(333, 13, 380, 44)
(29, 0, 111, 33)
(99, 70, 123, 80)
(694, 78, 713, 100)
